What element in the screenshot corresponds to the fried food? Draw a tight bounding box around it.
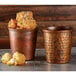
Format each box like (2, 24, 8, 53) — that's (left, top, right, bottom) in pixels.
(8, 19, 17, 29)
(13, 52, 26, 65)
(8, 11, 37, 30)
(17, 20, 37, 29)
(1, 53, 12, 64)
(16, 11, 33, 21)
(7, 58, 15, 65)
(6, 52, 26, 66)
(1, 52, 26, 66)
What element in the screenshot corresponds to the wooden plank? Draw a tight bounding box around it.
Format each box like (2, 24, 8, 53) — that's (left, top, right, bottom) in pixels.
(0, 37, 10, 49)
(1, 5, 76, 21)
(1, 5, 76, 15)
(2, 15, 76, 22)
(35, 15, 76, 21)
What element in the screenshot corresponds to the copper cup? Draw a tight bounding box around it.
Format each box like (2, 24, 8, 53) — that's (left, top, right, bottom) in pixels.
(42, 26, 57, 63)
(56, 26, 72, 63)
(42, 26, 72, 63)
(8, 28, 37, 60)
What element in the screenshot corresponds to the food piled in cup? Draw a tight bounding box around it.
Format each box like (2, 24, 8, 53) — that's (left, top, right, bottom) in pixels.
(8, 11, 37, 30)
(1, 11, 37, 66)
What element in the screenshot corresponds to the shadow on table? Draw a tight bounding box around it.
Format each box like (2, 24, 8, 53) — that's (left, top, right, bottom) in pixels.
(35, 56, 46, 61)
(70, 54, 76, 64)
(35, 54, 76, 64)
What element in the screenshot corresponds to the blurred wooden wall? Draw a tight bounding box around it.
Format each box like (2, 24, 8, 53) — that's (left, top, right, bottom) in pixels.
(0, 5, 76, 49)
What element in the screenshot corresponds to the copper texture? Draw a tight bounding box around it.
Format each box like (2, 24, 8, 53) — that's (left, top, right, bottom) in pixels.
(56, 26, 72, 63)
(42, 26, 72, 63)
(43, 26, 57, 63)
(8, 28, 37, 60)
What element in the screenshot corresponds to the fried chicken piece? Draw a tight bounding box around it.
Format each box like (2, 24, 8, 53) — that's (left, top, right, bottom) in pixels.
(8, 19, 17, 29)
(8, 11, 37, 30)
(1, 52, 26, 66)
(16, 11, 33, 22)
(24, 20, 37, 29)
(7, 58, 15, 65)
(17, 20, 37, 30)
(1, 53, 12, 64)
(13, 52, 26, 65)
(7, 52, 26, 66)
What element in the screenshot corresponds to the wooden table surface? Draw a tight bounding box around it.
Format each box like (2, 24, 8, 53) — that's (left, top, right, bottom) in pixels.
(0, 47, 76, 71)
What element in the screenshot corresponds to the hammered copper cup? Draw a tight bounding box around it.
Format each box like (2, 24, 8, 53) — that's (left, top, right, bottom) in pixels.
(42, 26, 57, 63)
(42, 26, 72, 63)
(8, 28, 37, 60)
(56, 26, 72, 63)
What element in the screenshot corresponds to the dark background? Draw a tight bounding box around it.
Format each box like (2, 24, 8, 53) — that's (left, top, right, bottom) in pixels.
(0, 5, 76, 49)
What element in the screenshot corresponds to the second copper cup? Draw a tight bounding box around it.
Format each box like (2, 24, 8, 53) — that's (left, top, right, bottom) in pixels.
(42, 26, 72, 63)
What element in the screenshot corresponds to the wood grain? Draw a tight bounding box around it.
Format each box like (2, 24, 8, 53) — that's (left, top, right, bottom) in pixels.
(1, 5, 76, 22)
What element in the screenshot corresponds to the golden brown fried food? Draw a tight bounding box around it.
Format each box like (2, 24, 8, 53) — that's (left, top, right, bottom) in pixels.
(7, 58, 15, 65)
(13, 52, 26, 65)
(8, 11, 37, 30)
(8, 19, 17, 29)
(1, 52, 26, 66)
(7, 52, 26, 66)
(1, 53, 12, 64)
(16, 11, 33, 22)
(17, 19, 37, 30)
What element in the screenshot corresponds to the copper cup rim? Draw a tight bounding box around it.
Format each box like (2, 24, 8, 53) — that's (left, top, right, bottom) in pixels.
(42, 26, 57, 33)
(8, 27, 38, 32)
(42, 26, 72, 33)
(57, 26, 72, 32)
